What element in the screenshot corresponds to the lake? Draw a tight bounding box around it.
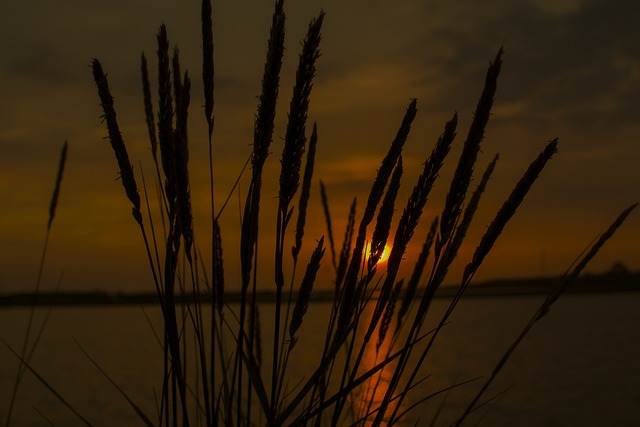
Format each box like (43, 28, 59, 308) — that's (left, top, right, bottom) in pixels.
(1, 292, 639, 426)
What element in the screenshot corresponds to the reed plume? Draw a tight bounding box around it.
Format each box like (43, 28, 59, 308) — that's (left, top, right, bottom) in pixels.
(201, 0, 214, 138)
(432, 154, 499, 286)
(368, 156, 403, 276)
(463, 139, 558, 284)
(537, 202, 638, 319)
(336, 120, 415, 416)
(278, 12, 324, 212)
(156, 24, 176, 211)
(272, 13, 324, 423)
(332, 111, 456, 425)
(241, 0, 285, 286)
(174, 71, 194, 258)
(338, 99, 417, 333)
(387, 141, 555, 426)
(140, 53, 158, 159)
(5, 139, 69, 427)
(289, 237, 325, 349)
(375, 113, 456, 331)
(234, 4, 287, 425)
(377, 279, 403, 351)
(396, 216, 438, 330)
(361, 100, 417, 230)
(385, 112, 456, 284)
(253, 0, 284, 176)
(293, 122, 318, 261)
(212, 219, 224, 313)
(437, 49, 503, 256)
(370, 112, 458, 426)
(172, 47, 183, 107)
(91, 58, 142, 225)
(451, 154, 499, 253)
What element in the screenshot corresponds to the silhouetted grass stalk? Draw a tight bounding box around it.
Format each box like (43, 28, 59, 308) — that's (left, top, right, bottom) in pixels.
(4, 141, 68, 427)
(270, 11, 323, 426)
(453, 202, 638, 426)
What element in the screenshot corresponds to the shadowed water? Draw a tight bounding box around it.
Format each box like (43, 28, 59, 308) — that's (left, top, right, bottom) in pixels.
(1, 292, 639, 426)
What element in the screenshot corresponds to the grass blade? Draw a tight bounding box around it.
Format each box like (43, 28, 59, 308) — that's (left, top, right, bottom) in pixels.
(1, 338, 94, 427)
(75, 339, 155, 427)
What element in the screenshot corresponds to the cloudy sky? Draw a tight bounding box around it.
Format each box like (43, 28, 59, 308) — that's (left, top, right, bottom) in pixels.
(1, 0, 638, 293)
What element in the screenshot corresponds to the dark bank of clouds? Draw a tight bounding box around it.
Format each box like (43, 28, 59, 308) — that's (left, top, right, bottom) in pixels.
(404, 0, 640, 131)
(312, 0, 640, 135)
(502, 0, 639, 130)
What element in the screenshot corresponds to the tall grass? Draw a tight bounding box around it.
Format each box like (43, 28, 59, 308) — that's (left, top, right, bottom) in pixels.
(81, 1, 638, 426)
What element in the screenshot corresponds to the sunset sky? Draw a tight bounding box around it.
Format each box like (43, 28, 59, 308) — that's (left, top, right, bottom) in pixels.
(1, 0, 638, 293)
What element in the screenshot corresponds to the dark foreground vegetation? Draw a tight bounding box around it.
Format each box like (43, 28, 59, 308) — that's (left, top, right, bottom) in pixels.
(3, 1, 636, 426)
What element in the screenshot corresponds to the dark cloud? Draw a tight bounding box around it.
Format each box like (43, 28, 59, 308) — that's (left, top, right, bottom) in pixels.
(7, 51, 75, 86)
(486, 2, 637, 127)
(362, 0, 640, 136)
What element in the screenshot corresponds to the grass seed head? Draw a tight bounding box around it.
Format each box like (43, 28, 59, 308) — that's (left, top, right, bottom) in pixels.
(92, 59, 142, 223)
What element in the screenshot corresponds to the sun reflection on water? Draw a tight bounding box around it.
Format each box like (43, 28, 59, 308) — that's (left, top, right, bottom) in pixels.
(350, 303, 403, 426)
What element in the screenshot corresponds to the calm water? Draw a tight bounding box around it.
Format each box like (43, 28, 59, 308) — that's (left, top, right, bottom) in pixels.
(1, 292, 639, 426)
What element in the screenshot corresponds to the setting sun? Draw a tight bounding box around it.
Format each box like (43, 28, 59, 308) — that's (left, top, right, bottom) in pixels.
(378, 244, 391, 264)
(365, 245, 391, 265)
(368, 243, 391, 266)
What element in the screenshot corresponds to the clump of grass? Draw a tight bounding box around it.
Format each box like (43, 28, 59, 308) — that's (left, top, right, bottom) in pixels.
(81, 1, 636, 426)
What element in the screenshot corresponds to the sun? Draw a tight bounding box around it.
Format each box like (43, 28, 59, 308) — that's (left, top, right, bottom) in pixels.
(366, 243, 393, 267)
(377, 244, 391, 264)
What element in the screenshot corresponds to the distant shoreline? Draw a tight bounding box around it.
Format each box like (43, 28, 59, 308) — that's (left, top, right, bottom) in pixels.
(1, 271, 638, 307)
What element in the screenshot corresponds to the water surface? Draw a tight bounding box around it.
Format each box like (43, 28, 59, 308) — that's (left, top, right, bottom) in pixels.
(1, 292, 639, 426)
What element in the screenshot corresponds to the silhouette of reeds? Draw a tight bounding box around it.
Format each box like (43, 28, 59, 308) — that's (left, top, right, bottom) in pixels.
(51, 1, 637, 426)
(337, 98, 417, 337)
(92, 59, 142, 225)
(4, 2, 637, 426)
